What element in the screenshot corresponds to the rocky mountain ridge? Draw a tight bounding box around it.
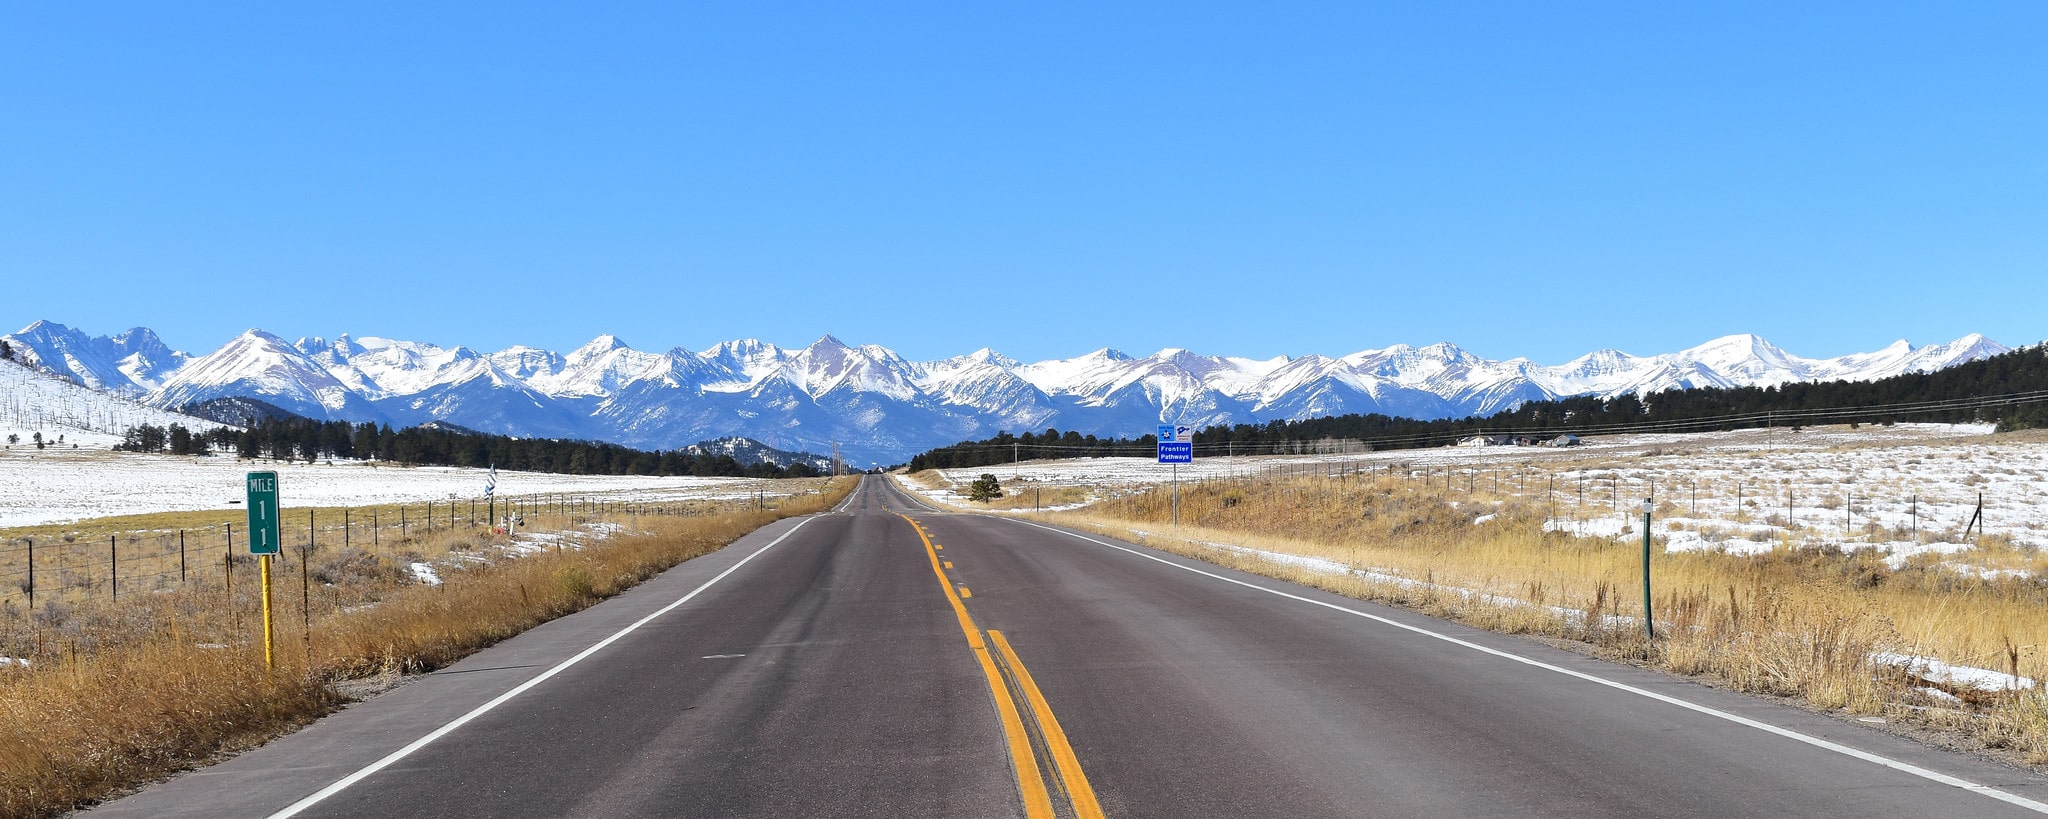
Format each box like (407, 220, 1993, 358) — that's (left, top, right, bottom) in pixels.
(1, 321, 2010, 464)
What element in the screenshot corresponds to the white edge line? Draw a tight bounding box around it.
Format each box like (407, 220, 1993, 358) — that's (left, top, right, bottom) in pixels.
(269, 515, 822, 818)
(885, 474, 950, 513)
(1009, 518, 2048, 815)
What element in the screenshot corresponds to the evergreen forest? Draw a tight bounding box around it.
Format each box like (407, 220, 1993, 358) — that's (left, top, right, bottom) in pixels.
(113, 416, 822, 479)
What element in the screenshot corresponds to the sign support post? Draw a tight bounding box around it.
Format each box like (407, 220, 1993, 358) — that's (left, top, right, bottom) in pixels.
(1172, 463, 1179, 529)
(247, 471, 282, 669)
(1156, 424, 1195, 529)
(260, 556, 275, 669)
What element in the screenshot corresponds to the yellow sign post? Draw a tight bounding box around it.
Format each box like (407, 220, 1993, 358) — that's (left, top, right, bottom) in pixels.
(259, 555, 275, 668)
(247, 471, 281, 669)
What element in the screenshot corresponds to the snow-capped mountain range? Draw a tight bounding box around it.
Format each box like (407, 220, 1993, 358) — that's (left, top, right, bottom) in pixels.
(0, 321, 2011, 465)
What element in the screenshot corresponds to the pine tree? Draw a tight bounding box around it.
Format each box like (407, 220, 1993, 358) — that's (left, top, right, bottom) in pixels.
(968, 473, 1003, 502)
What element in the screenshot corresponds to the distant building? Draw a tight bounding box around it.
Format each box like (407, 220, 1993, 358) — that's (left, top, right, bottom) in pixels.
(1457, 435, 1515, 447)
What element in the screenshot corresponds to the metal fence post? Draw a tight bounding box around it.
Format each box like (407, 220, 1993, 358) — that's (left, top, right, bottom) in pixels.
(1642, 499, 1654, 639)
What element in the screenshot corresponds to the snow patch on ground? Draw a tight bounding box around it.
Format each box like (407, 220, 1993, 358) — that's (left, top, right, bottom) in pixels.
(508, 521, 622, 555)
(0, 449, 779, 527)
(1872, 652, 2036, 693)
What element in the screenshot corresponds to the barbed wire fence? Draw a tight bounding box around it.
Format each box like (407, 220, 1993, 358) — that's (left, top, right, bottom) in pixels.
(0, 491, 767, 620)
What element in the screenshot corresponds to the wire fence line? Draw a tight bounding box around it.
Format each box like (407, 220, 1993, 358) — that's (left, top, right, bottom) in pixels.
(1100, 455, 2021, 552)
(0, 492, 734, 615)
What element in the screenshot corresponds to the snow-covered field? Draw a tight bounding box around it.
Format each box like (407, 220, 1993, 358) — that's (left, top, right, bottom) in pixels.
(909, 422, 2048, 558)
(0, 447, 778, 527)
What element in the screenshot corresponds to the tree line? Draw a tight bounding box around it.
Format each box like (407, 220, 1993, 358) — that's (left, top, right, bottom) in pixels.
(907, 343, 2048, 471)
(114, 416, 823, 479)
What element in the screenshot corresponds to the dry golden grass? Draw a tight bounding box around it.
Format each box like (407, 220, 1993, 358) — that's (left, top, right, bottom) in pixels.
(971, 482, 1093, 511)
(901, 470, 1098, 512)
(0, 478, 851, 818)
(1044, 471, 2048, 764)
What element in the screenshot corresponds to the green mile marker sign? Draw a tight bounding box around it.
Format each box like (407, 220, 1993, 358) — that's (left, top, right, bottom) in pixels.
(246, 471, 281, 555)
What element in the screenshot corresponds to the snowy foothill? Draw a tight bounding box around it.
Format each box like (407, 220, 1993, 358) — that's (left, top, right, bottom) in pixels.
(0, 446, 785, 528)
(1, 355, 225, 450)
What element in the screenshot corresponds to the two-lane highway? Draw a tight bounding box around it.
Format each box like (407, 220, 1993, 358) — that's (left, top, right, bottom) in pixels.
(96, 475, 2048, 817)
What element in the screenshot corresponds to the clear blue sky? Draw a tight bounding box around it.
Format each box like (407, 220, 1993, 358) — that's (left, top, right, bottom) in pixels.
(3, 3, 2043, 364)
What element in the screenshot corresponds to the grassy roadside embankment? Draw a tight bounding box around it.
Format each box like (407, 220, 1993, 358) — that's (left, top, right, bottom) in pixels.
(0, 478, 852, 818)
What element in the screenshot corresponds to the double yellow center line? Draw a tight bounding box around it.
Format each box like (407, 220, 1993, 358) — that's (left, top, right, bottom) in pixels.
(899, 514, 1103, 819)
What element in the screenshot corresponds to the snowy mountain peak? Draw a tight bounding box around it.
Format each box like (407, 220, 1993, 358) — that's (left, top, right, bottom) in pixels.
(1942, 333, 2001, 356)
(3, 320, 191, 396)
(1678, 334, 1803, 383)
(1684, 333, 1787, 359)
(706, 338, 779, 357)
(1561, 348, 1643, 372)
(487, 346, 565, 382)
(110, 326, 165, 349)
(149, 328, 379, 422)
(569, 334, 630, 360)
(237, 328, 290, 346)
(1418, 342, 1472, 362)
(961, 347, 1022, 368)
(805, 334, 851, 354)
(295, 334, 372, 361)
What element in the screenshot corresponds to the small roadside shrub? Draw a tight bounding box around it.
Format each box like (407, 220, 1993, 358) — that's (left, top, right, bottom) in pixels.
(967, 474, 1004, 502)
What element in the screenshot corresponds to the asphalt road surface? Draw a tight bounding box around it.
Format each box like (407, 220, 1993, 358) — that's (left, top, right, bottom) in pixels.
(93, 475, 2048, 817)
